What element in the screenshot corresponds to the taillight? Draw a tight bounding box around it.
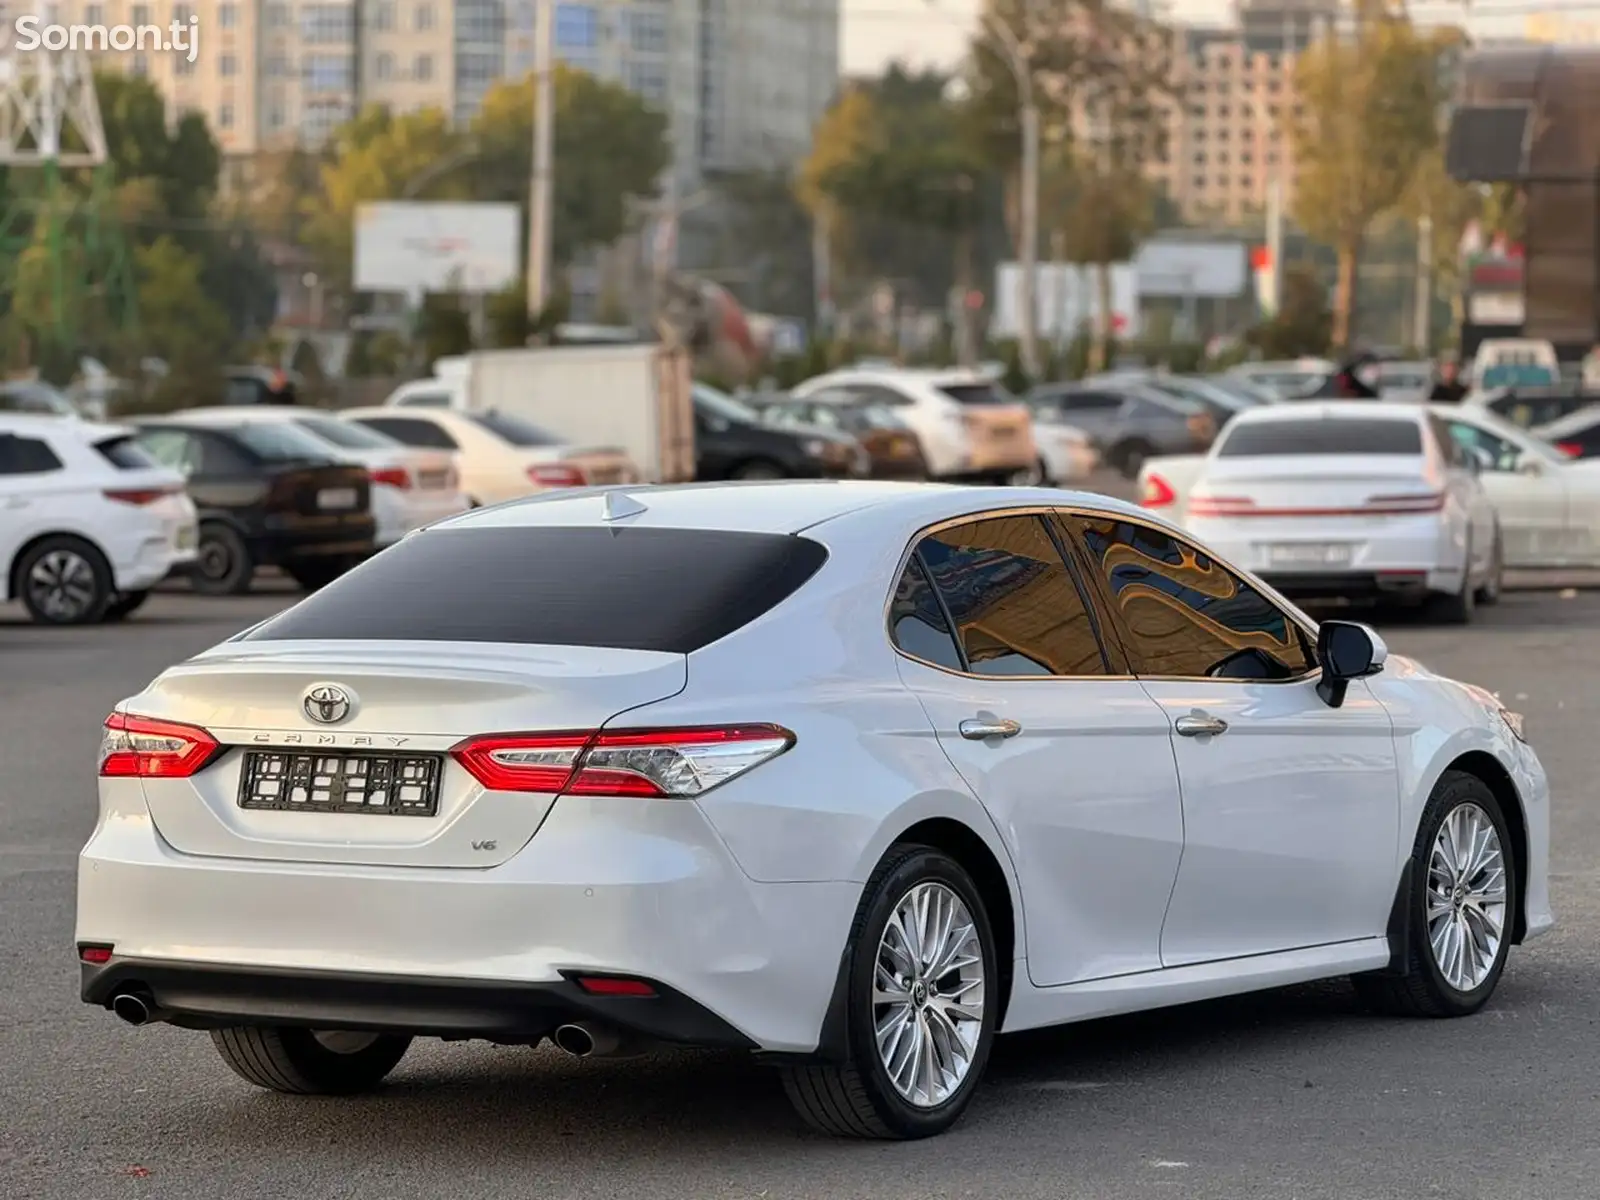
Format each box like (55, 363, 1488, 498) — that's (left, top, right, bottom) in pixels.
(529, 464, 587, 487)
(1556, 441, 1582, 458)
(1365, 492, 1445, 513)
(1186, 495, 1256, 517)
(104, 485, 182, 505)
(369, 466, 411, 490)
(450, 725, 794, 798)
(99, 712, 221, 778)
(1140, 473, 1177, 507)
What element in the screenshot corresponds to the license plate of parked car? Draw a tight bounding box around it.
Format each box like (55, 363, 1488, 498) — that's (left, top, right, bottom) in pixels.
(236, 751, 442, 817)
(1267, 543, 1353, 568)
(317, 488, 358, 510)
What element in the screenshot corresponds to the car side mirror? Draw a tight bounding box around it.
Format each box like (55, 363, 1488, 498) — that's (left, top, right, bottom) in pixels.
(1519, 456, 1545, 476)
(1315, 620, 1387, 708)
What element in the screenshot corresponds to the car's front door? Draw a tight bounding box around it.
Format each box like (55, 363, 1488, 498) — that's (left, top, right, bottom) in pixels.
(890, 511, 1185, 988)
(1445, 418, 1570, 567)
(1062, 513, 1402, 966)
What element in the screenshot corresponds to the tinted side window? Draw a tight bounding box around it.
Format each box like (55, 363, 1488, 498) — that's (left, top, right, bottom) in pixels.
(356, 417, 459, 449)
(1061, 392, 1121, 412)
(917, 516, 1107, 678)
(0, 434, 64, 474)
(888, 557, 963, 671)
(95, 435, 161, 470)
(1072, 517, 1314, 680)
(1446, 421, 1519, 472)
(136, 429, 198, 474)
(196, 431, 256, 474)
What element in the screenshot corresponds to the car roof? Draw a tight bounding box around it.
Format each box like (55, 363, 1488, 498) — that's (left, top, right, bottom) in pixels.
(0, 412, 126, 439)
(1531, 404, 1600, 435)
(436, 480, 1152, 538)
(159, 406, 309, 423)
(1227, 401, 1424, 426)
(344, 406, 464, 421)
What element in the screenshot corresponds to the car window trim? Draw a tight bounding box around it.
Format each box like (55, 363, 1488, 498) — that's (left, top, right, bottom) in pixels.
(1051, 509, 1323, 686)
(883, 505, 1124, 682)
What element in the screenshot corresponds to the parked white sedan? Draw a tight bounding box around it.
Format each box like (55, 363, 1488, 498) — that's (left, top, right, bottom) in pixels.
(1438, 404, 1600, 569)
(79, 481, 1550, 1139)
(1175, 403, 1500, 621)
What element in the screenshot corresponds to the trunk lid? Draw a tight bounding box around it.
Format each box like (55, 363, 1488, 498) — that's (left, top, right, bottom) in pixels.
(126, 641, 686, 868)
(1193, 454, 1437, 513)
(270, 462, 371, 517)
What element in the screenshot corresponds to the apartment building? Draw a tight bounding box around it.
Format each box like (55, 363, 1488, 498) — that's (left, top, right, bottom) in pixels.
(1150, 0, 1332, 227)
(25, 0, 839, 185)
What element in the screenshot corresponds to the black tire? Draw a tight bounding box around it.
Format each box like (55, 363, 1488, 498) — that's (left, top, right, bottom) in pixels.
(1352, 770, 1517, 1018)
(1425, 541, 1475, 625)
(210, 1027, 412, 1095)
(1475, 531, 1504, 606)
(191, 522, 255, 596)
(731, 459, 787, 481)
(15, 535, 114, 625)
(1110, 439, 1154, 479)
(103, 590, 151, 622)
(286, 559, 354, 592)
(780, 845, 999, 1140)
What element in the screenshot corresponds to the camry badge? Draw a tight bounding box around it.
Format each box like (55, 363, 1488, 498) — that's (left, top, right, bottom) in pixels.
(302, 684, 354, 725)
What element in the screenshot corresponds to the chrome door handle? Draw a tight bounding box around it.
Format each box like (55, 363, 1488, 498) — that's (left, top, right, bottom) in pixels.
(959, 718, 1022, 740)
(1175, 714, 1228, 738)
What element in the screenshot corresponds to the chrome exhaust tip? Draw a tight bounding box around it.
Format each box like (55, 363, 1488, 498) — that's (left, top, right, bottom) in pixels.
(111, 991, 158, 1026)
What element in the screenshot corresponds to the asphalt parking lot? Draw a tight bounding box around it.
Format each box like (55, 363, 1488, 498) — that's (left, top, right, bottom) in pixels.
(4, 586, 1598, 1200)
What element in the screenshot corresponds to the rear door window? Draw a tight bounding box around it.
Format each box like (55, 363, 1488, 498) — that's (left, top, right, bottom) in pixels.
(245, 527, 829, 653)
(1217, 418, 1422, 456)
(913, 515, 1108, 678)
(888, 557, 963, 671)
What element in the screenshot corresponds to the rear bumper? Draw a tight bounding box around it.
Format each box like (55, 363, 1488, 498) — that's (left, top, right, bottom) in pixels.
(1256, 570, 1434, 601)
(375, 489, 471, 547)
(252, 517, 377, 566)
(75, 795, 858, 1054)
(79, 958, 755, 1048)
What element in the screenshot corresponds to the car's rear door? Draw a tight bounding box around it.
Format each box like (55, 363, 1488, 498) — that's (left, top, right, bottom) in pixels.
(890, 509, 1184, 988)
(1443, 417, 1571, 566)
(1059, 512, 1401, 966)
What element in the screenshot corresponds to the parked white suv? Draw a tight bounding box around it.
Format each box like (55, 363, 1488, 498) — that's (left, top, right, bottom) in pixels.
(0, 415, 197, 624)
(790, 368, 1039, 483)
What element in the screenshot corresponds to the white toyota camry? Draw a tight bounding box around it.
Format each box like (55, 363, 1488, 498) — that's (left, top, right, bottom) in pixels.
(78, 481, 1553, 1139)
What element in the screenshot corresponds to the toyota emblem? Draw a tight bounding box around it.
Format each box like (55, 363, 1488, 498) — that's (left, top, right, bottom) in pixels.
(302, 684, 354, 725)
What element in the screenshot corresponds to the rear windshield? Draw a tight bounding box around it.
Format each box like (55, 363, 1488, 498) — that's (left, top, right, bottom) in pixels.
(228, 421, 341, 463)
(295, 415, 401, 450)
(1217, 417, 1423, 457)
(938, 383, 1011, 406)
(468, 411, 565, 447)
(244, 527, 830, 653)
(95, 435, 161, 469)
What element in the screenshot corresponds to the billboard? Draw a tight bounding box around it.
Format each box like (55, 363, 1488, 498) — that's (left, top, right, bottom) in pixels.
(354, 201, 520, 294)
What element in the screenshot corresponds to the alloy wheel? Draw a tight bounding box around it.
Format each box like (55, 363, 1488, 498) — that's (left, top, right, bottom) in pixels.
(198, 536, 234, 582)
(1427, 802, 1508, 992)
(872, 881, 986, 1108)
(26, 549, 97, 621)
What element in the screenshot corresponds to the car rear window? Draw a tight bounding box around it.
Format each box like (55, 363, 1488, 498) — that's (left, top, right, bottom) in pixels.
(296, 415, 401, 450)
(227, 421, 341, 463)
(244, 527, 830, 653)
(1217, 417, 1423, 457)
(468, 411, 565, 447)
(938, 383, 1011, 406)
(94, 435, 161, 469)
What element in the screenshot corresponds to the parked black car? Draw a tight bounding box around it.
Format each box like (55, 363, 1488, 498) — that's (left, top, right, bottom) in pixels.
(131, 417, 376, 595)
(693, 385, 867, 480)
(1477, 385, 1600, 431)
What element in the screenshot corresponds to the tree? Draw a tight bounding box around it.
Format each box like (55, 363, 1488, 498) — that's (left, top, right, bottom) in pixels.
(468, 65, 671, 267)
(712, 169, 817, 319)
(799, 70, 1002, 355)
(301, 105, 465, 293)
(1288, 7, 1451, 350)
(1250, 262, 1332, 358)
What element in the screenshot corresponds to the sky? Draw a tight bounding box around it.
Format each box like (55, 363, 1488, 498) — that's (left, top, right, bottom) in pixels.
(840, 0, 1582, 77)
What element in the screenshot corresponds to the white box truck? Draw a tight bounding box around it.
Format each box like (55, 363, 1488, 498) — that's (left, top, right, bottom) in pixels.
(383, 343, 696, 484)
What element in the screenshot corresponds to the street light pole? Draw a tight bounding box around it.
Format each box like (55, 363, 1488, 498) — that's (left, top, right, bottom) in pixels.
(526, 0, 555, 324)
(984, 15, 1040, 380)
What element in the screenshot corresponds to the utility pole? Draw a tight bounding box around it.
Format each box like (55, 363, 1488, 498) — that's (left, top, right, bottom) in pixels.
(981, 11, 1040, 380)
(525, 0, 555, 324)
(1415, 214, 1434, 353)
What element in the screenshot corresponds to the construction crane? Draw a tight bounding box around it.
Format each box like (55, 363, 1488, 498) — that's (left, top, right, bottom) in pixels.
(0, 23, 138, 369)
